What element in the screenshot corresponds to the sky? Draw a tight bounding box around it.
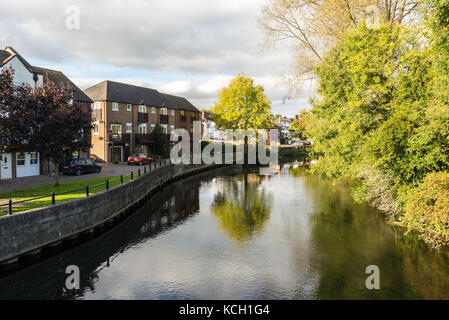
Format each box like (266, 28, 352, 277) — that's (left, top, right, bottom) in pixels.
(0, 0, 313, 117)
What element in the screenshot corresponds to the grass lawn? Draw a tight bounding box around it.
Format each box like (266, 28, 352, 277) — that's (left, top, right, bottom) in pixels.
(0, 174, 134, 216)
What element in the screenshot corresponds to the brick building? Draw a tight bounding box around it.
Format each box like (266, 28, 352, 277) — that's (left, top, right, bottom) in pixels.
(84, 80, 200, 163)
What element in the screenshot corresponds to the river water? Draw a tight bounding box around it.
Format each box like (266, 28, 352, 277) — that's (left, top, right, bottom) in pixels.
(1, 164, 449, 300)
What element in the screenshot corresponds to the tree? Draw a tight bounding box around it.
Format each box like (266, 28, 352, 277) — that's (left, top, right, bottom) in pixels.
(0, 68, 93, 185)
(153, 123, 170, 158)
(259, 0, 421, 93)
(0, 68, 34, 154)
(289, 109, 310, 139)
(211, 73, 274, 130)
(28, 79, 93, 186)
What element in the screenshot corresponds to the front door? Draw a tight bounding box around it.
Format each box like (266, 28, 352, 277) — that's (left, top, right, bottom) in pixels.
(112, 147, 122, 163)
(0, 153, 12, 180)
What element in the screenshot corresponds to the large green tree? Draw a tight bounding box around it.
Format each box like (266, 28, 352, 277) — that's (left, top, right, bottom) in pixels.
(211, 73, 274, 130)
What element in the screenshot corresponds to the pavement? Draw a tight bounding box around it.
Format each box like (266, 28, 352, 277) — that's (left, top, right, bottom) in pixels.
(0, 163, 144, 193)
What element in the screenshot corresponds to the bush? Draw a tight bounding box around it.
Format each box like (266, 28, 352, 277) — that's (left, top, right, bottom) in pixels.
(404, 172, 449, 248)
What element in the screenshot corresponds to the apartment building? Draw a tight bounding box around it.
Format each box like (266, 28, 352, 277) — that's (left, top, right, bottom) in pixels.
(84, 80, 200, 163)
(0, 46, 92, 180)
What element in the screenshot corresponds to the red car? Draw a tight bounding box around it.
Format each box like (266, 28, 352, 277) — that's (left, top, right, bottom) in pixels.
(127, 153, 152, 166)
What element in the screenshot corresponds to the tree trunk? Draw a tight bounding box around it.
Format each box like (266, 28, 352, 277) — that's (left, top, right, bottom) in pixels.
(54, 160, 60, 186)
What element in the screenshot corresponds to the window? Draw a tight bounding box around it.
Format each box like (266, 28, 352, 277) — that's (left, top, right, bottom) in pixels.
(17, 153, 25, 166)
(126, 123, 133, 133)
(93, 122, 99, 134)
(180, 110, 185, 116)
(151, 107, 156, 113)
(160, 108, 167, 115)
(170, 125, 175, 132)
(68, 99, 73, 106)
(139, 124, 147, 134)
(150, 124, 155, 132)
(127, 104, 132, 111)
(161, 124, 168, 134)
(139, 105, 147, 113)
(112, 102, 119, 111)
(93, 102, 101, 110)
(30, 152, 38, 165)
(170, 109, 175, 116)
(111, 124, 122, 134)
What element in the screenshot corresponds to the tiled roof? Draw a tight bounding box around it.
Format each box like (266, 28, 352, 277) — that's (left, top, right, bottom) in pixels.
(32, 66, 92, 103)
(85, 80, 199, 112)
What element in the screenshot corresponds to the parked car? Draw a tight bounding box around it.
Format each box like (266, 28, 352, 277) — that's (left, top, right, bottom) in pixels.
(62, 158, 102, 176)
(127, 153, 152, 166)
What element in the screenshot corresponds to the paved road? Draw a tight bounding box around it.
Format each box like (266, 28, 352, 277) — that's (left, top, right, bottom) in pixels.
(0, 163, 145, 193)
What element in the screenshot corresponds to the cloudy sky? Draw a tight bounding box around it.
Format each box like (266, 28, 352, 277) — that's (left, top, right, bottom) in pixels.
(0, 0, 312, 116)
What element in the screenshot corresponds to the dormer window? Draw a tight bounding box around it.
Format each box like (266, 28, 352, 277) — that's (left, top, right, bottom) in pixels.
(139, 105, 147, 113)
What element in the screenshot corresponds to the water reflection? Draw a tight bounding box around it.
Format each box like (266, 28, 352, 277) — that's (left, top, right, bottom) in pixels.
(211, 174, 272, 243)
(1, 164, 449, 299)
(0, 174, 202, 300)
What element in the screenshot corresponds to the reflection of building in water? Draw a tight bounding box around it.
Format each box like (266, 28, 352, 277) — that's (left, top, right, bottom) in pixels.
(0, 177, 201, 300)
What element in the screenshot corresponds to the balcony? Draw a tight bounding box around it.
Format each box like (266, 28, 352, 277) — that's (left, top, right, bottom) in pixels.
(108, 133, 130, 144)
(160, 114, 169, 124)
(135, 133, 155, 145)
(138, 112, 148, 123)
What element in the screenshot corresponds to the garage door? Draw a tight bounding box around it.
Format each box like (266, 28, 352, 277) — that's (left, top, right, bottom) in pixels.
(16, 152, 40, 178)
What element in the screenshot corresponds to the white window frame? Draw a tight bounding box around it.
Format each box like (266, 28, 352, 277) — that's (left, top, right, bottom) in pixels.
(29, 152, 39, 165)
(139, 124, 147, 134)
(150, 124, 155, 132)
(126, 123, 133, 133)
(112, 102, 119, 111)
(161, 108, 168, 115)
(93, 102, 101, 110)
(138, 105, 147, 113)
(151, 107, 156, 114)
(161, 124, 168, 134)
(127, 104, 132, 112)
(93, 122, 99, 135)
(170, 109, 175, 116)
(111, 124, 122, 134)
(16, 152, 25, 166)
(170, 125, 175, 133)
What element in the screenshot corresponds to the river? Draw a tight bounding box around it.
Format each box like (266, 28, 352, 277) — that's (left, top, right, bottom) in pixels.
(1, 164, 449, 299)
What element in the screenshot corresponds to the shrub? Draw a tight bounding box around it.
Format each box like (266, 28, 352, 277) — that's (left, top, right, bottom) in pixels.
(404, 172, 449, 248)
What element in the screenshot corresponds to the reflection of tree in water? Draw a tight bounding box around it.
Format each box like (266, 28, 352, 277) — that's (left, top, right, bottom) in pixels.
(301, 173, 449, 299)
(211, 173, 272, 243)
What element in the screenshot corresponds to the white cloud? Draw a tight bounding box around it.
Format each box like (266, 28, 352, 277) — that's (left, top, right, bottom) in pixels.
(0, 0, 313, 115)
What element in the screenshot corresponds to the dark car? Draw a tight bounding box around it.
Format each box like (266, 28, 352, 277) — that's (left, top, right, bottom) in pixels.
(61, 158, 102, 176)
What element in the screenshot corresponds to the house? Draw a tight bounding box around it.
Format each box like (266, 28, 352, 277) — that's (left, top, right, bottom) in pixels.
(0, 46, 93, 180)
(273, 116, 294, 142)
(201, 110, 224, 142)
(84, 80, 200, 163)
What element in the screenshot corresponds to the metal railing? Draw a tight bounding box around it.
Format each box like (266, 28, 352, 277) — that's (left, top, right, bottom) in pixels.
(0, 159, 171, 216)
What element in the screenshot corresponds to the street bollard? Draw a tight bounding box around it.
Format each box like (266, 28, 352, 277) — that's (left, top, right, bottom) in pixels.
(131, 172, 134, 180)
(138, 169, 141, 177)
(106, 179, 109, 190)
(8, 199, 12, 215)
(144, 166, 147, 174)
(120, 175, 124, 184)
(52, 192, 56, 205)
(86, 185, 89, 197)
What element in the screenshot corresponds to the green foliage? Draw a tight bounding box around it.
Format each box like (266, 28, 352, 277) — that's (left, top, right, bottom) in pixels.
(211, 73, 274, 130)
(302, 2, 449, 246)
(404, 172, 449, 248)
(153, 123, 170, 158)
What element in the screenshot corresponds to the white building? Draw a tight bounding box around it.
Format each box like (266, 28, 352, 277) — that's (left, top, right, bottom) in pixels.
(0, 46, 92, 180)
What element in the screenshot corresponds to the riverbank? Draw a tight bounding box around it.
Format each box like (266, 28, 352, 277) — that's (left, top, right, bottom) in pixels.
(0, 163, 228, 267)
